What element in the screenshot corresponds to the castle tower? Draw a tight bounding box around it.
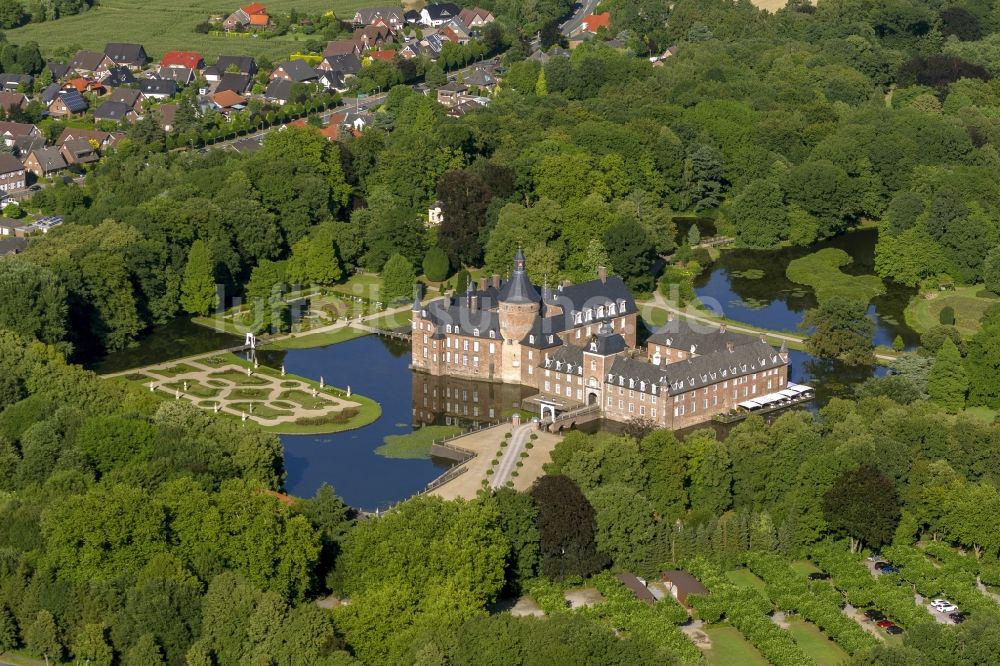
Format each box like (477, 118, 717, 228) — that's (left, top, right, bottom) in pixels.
(497, 248, 540, 383)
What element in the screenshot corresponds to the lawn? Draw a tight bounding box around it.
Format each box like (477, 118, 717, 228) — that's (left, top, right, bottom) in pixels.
(272, 326, 368, 350)
(6, 0, 371, 61)
(786, 618, 850, 666)
(375, 424, 464, 459)
(229, 387, 272, 401)
(229, 402, 293, 418)
(786, 248, 886, 304)
(368, 309, 413, 331)
(790, 560, 822, 576)
(724, 569, 768, 594)
(278, 389, 334, 410)
(903, 285, 1000, 336)
(208, 370, 270, 385)
(151, 363, 200, 378)
(961, 405, 998, 422)
(703, 625, 769, 666)
(163, 380, 220, 398)
(640, 304, 670, 327)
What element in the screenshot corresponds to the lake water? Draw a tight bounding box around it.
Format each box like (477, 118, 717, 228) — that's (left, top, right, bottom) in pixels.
(693, 228, 919, 349)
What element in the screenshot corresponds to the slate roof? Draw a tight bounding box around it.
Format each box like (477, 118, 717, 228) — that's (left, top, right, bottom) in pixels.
(40, 83, 60, 105)
(13, 135, 45, 156)
(264, 78, 293, 101)
(70, 50, 105, 71)
(322, 53, 361, 75)
(274, 59, 318, 82)
(545, 275, 638, 322)
(0, 237, 27, 255)
(424, 3, 460, 21)
(62, 138, 98, 163)
(464, 67, 496, 87)
(104, 43, 148, 66)
(647, 320, 760, 356)
(0, 73, 31, 91)
(205, 55, 256, 77)
(0, 153, 23, 174)
(47, 62, 70, 79)
(317, 70, 346, 90)
(542, 344, 584, 374)
(607, 340, 785, 396)
(215, 73, 251, 94)
(324, 40, 361, 57)
(587, 321, 627, 356)
(101, 66, 136, 87)
(156, 67, 194, 85)
(422, 292, 502, 338)
(55, 90, 88, 113)
(28, 147, 67, 173)
(498, 248, 541, 304)
(138, 79, 177, 97)
(404, 9, 421, 22)
(108, 87, 142, 108)
(355, 7, 402, 24)
(94, 100, 133, 121)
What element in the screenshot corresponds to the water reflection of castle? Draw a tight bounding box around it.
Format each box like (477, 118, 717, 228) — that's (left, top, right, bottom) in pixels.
(411, 372, 534, 427)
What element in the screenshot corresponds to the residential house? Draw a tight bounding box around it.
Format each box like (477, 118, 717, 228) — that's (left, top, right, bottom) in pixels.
(436, 80, 467, 108)
(39, 84, 60, 106)
(365, 50, 396, 64)
(316, 70, 347, 92)
(203, 56, 257, 81)
(48, 90, 88, 118)
(0, 217, 30, 237)
(464, 67, 497, 91)
(352, 7, 404, 30)
(661, 570, 709, 609)
(0, 74, 31, 92)
(441, 19, 471, 44)
(427, 201, 443, 226)
(264, 78, 294, 105)
(12, 134, 45, 157)
(615, 574, 656, 604)
(94, 100, 138, 124)
(318, 53, 361, 77)
(56, 128, 119, 151)
(60, 138, 99, 167)
(403, 9, 421, 24)
(341, 109, 372, 132)
(399, 41, 423, 59)
(138, 79, 178, 100)
(457, 7, 494, 29)
(69, 49, 112, 75)
(270, 59, 319, 83)
(446, 97, 486, 117)
(323, 40, 363, 58)
(156, 104, 177, 131)
(156, 66, 195, 86)
(23, 146, 68, 178)
(212, 89, 246, 113)
(47, 62, 70, 80)
(101, 66, 136, 88)
(223, 2, 269, 31)
(581, 12, 611, 33)
(161, 51, 204, 70)
(104, 43, 149, 70)
(230, 136, 263, 154)
(527, 46, 569, 64)
(0, 92, 27, 113)
(215, 73, 251, 95)
(0, 237, 26, 254)
(420, 3, 460, 26)
(0, 154, 24, 192)
(353, 24, 394, 50)
(421, 33, 445, 57)
(107, 88, 144, 114)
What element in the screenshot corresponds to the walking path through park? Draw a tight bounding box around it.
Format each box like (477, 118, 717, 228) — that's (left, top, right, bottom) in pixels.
(119, 357, 361, 428)
(639, 292, 898, 362)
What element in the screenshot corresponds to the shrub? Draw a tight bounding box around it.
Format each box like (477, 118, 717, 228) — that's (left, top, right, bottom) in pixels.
(526, 442, 534, 449)
(939, 305, 955, 325)
(422, 246, 450, 282)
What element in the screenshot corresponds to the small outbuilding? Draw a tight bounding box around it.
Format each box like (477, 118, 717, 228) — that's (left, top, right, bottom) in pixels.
(662, 570, 709, 608)
(615, 572, 656, 604)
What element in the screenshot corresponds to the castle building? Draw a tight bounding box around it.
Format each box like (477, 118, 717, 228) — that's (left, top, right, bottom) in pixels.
(410, 249, 790, 430)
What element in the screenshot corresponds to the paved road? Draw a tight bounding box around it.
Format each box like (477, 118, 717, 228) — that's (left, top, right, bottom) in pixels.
(561, 0, 602, 36)
(491, 424, 532, 489)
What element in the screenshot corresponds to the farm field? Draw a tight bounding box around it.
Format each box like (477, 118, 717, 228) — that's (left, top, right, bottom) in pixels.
(6, 0, 372, 61)
(785, 619, 850, 666)
(703, 625, 769, 666)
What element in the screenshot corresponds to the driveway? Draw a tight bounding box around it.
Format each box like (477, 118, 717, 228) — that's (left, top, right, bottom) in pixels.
(490, 423, 532, 489)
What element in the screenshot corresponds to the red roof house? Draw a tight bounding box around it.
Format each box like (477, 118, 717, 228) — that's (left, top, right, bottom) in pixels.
(161, 51, 204, 70)
(581, 12, 611, 32)
(367, 49, 396, 62)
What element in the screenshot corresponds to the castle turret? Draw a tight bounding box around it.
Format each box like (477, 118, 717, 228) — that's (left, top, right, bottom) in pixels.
(498, 248, 540, 343)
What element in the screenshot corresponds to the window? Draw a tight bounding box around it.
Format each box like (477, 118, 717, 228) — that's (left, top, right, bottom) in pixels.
(544, 381, 550, 391)
(576, 329, 581, 338)
(618, 400, 624, 409)
(529, 335, 534, 344)
(423, 347, 428, 358)
(473, 341, 479, 352)
(639, 406, 645, 416)
(463, 340, 469, 351)
(489, 343, 495, 354)
(591, 360, 597, 370)
(628, 403, 635, 413)
(652, 409, 656, 418)
(528, 366, 533, 375)
(489, 330, 495, 338)
(473, 328, 479, 337)
(607, 396, 613, 406)
(423, 334, 428, 344)
(462, 355, 468, 366)
(446, 324, 452, 333)
(555, 383, 561, 393)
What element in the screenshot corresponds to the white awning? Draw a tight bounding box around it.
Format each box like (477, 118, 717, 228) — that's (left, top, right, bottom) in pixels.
(738, 399, 763, 409)
(778, 389, 799, 398)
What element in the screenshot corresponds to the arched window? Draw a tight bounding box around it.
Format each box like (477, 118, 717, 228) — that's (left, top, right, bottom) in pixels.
(489, 330, 496, 339)
(446, 324, 452, 334)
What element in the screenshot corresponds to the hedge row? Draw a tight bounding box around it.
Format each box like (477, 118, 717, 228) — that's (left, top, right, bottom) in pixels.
(921, 542, 980, 576)
(584, 571, 702, 663)
(883, 545, 1000, 621)
(811, 543, 933, 630)
(744, 553, 879, 655)
(686, 558, 815, 666)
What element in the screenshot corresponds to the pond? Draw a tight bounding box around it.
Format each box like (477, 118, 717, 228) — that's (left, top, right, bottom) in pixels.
(693, 228, 919, 349)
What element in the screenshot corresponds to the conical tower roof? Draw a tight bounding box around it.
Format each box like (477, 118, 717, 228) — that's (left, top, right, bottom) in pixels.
(498, 247, 540, 304)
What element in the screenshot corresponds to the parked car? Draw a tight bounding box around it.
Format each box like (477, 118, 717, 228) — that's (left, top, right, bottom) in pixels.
(886, 625, 904, 635)
(879, 565, 899, 574)
(864, 609, 886, 621)
(808, 572, 831, 580)
(867, 555, 882, 562)
(949, 612, 966, 624)
(873, 561, 889, 569)
(876, 620, 895, 628)
(931, 599, 958, 613)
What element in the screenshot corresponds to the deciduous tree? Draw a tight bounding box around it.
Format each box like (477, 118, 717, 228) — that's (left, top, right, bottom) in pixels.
(822, 465, 900, 552)
(928, 337, 968, 412)
(802, 296, 875, 365)
(530, 475, 609, 579)
(180, 239, 217, 316)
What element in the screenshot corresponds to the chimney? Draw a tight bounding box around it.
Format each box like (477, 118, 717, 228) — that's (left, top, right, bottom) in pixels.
(598, 265, 607, 284)
(479, 277, 487, 291)
(491, 274, 500, 289)
(471, 294, 479, 312)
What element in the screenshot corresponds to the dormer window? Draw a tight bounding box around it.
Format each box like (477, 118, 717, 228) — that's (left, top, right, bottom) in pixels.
(548, 335, 554, 343)
(609, 303, 616, 315)
(597, 305, 604, 318)
(590, 342, 597, 351)
(473, 328, 479, 337)
(585, 309, 592, 321)
(489, 330, 496, 339)
(618, 299, 625, 310)
(529, 335, 535, 344)
(575, 312, 582, 324)
(446, 324, 452, 334)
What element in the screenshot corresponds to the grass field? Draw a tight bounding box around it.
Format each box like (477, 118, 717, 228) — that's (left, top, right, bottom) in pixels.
(904, 285, 1000, 336)
(703, 625, 769, 666)
(272, 326, 368, 349)
(786, 618, 850, 666)
(724, 569, 768, 594)
(786, 248, 886, 304)
(375, 424, 463, 459)
(6, 0, 371, 61)
(790, 560, 821, 576)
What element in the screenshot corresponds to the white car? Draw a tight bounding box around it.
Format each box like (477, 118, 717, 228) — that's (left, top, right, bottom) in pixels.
(931, 599, 957, 613)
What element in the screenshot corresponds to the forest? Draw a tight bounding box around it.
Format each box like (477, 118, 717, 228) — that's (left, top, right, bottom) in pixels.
(1, 0, 1000, 662)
